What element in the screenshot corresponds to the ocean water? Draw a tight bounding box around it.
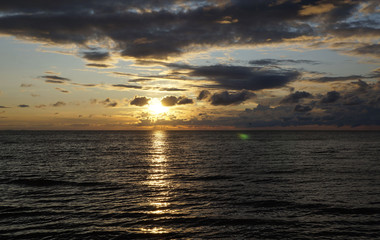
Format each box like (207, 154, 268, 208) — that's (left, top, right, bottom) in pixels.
(0, 130, 379, 239)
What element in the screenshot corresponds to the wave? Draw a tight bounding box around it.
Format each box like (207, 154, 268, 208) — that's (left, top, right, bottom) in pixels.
(3, 178, 106, 187)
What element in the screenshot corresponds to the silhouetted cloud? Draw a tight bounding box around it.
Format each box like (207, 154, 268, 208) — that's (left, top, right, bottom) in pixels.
(159, 87, 187, 92)
(321, 91, 340, 104)
(294, 105, 312, 112)
(0, 0, 370, 59)
(81, 51, 110, 61)
(55, 87, 69, 93)
(161, 96, 194, 106)
(249, 59, 320, 66)
(18, 104, 29, 108)
(130, 96, 150, 106)
(20, 83, 33, 87)
(343, 95, 364, 106)
(100, 98, 117, 107)
(51, 101, 66, 107)
(197, 90, 211, 100)
(350, 44, 380, 58)
(177, 96, 194, 105)
(281, 91, 312, 104)
(0, 106, 10, 108)
(170, 64, 300, 91)
(40, 75, 70, 84)
(161, 96, 179, 106)
(86, 63, 112, 68)
(210, 90, 255, 106)
(112, 84, 142, 89)
(313, 75, 366, 82)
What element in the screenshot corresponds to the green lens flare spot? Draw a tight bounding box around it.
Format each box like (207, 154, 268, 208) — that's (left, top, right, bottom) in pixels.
(238, 133, 250, 140)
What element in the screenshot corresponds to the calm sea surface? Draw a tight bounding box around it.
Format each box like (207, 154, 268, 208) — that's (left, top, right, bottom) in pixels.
(0, 131, 379, 239)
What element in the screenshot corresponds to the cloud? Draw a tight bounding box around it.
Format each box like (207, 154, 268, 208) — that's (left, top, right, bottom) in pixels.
(281, 91, 312, 104)
(130, 96, 150, 106)
(86, 63, 112, 68)
(170, 64, 301, 91)
(299, 3, 335, 16)
(0, 0, 365, 59)
(112, 84, 142, 89)
(158, 87, 187, 92)
(81, 51, 110, 61)
(343, 95, 364, 106)
(72, 83, 98, 87)
(197, 90, 211, 100)
(249, 59, 320, 66)
(321, 91, 340, 104)
(161, 96, 179, 106)
(210, 90, 255, 106)
(0, 106, 10, 108)
(294, 104, 312, 112)
(18, 104, 29, 108)
(100, 98, 117, 107)
(310, 75, 365, 82)
(55, 87, 70, 93)
(350, 44, 380, 58)
(161, 96, 194, 106)
(35, 104, 47, 108)
(20, 83, 33, 87)
(51, 101, 66, 107)
(177, 96, 194, 105)
(40, 75, 71, 84)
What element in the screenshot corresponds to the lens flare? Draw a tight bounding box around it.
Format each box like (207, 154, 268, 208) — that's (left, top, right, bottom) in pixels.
(148, 99, 168, 115)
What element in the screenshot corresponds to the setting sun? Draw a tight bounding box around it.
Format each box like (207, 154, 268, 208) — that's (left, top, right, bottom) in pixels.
(148, 99, 169, 115)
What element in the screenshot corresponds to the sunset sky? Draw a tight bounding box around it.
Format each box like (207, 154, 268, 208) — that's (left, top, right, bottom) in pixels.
(0, 0, 379, 130)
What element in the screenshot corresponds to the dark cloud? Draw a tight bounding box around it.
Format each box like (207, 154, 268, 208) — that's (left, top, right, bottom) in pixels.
(170, 64, 300, 91)
(197, 90, 211, 100)
(177, 96, 194, 105)
(161, 96, 180, 107)
(18, 104, 29, 108)
(112, 84, 142, 89)
(161, 96, 194, 106)
(112, 72, 136, 77)
(130, 96, 150, 106)
(321, 91, 340, 104)
(55, 87, 69, 93)
(100, 98, 117, 107)
(0, 0, 366, 59)
(294, 104, 312, 112)
(311, 74, 365, 82)
(354, 78, 374, 91)
(210, 90, 255, 106)
(281, 91, 312, 104)
(72, 83, 98, 87)
(40, 75, 71, 84)
(86, 63, 112, 68)
(51, 101, 66, 107)
(0, 106, 10, 108)
(350, 44, 380, 58)
(81, 51, 110, 61)
(343, 95, 364, 106)
(249, 59, 320, 66)
(20, 83, 33, 87)
(159, 87, 187, 92)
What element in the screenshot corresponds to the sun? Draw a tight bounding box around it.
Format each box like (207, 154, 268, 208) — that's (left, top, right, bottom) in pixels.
(148, 98, 168, 115)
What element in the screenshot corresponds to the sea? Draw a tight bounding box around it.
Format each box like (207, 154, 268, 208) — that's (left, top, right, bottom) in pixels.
(0, 130, 379, 239)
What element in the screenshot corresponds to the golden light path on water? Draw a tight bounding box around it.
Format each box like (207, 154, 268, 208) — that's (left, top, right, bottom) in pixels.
(140, 130, 173, 235)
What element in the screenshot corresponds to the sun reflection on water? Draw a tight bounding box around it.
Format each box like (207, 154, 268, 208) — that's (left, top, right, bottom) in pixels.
(140, 130, 174, 234)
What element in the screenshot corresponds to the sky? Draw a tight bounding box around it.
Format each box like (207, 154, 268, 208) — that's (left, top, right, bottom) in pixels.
(0, 0, 379, 130)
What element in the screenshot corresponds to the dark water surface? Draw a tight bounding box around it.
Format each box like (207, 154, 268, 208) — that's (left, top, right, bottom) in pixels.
(0, 131, 379, 239)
